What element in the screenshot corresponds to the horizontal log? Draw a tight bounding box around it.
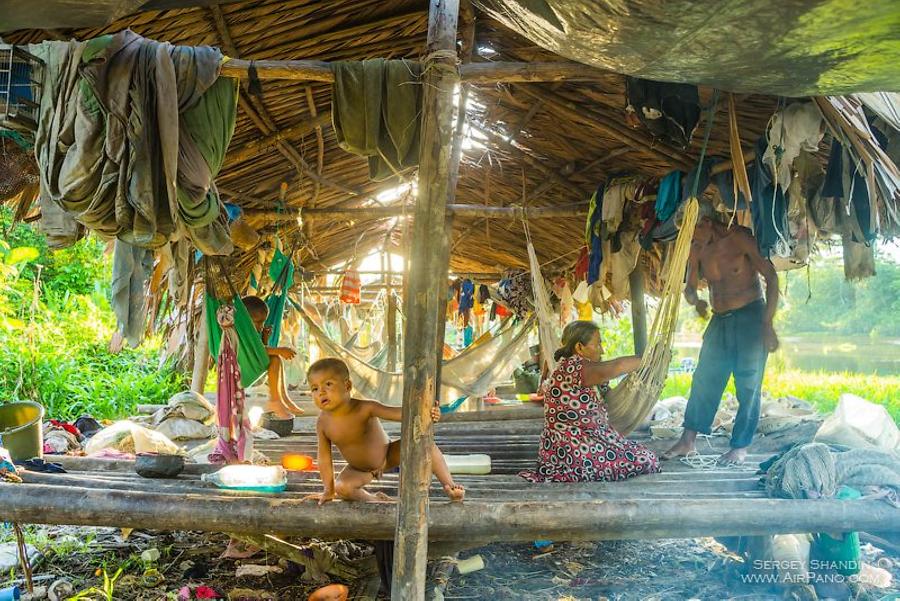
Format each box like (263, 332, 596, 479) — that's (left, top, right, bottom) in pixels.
(219, 59, 611, 85)
(227, 112, 332, 164)
(3, 483, 896, 542)
(245, 203, 590, 221)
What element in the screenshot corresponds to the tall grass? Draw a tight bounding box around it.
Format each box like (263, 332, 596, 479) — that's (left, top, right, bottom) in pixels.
(661, 369, 900, 423)
(0, 292, 187, 420)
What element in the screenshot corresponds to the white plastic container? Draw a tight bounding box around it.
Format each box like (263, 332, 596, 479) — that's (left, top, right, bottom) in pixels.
(201, 465, 287, 492)
(444, 454, 491, 475)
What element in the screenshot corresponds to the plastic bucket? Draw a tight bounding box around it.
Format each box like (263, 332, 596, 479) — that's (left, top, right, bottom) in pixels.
(0, 585, 21, 601)
(0, 401, 44, 461)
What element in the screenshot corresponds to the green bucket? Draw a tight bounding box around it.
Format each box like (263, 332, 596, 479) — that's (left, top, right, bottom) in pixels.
(0, 401, 45, 461)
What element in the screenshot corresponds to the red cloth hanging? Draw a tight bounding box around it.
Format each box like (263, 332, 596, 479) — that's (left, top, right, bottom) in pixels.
(209, 305, 252, 465)
(339, 269, 361, 304)
(574, 246, 589, 282)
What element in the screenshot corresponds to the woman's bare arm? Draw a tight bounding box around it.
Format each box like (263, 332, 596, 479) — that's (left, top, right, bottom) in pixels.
(582, 355, 641, 387)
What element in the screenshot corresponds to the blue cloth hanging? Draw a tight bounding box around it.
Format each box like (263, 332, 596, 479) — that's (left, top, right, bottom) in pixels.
(823, 140, 874, 243)
(749, 136, 789, 257)
(655, 170, 683, 221)
(458, 279, 475, 315)
(585, 184, 604, 284)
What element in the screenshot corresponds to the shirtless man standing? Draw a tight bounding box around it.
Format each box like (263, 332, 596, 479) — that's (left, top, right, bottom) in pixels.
(663, 204, 780, 464)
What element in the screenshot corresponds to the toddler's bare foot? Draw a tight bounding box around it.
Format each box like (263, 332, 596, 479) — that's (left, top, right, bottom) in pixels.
(443, 483, 465, 502)
(373, 491, 394, 503)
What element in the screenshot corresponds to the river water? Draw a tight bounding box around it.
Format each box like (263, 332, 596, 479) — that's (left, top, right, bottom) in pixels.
(673, 334, 900, 375)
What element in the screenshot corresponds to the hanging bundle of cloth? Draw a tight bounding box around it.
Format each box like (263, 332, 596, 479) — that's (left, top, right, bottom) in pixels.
(331, 59, 422, 182)
(497, 270, 533, 318)
(625, 77, 701, 149)
(29, 30, 238, 255)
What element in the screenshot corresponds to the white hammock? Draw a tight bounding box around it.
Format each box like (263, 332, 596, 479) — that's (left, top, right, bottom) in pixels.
(525, 223, 560, 374)
(299, 306, 534, 404)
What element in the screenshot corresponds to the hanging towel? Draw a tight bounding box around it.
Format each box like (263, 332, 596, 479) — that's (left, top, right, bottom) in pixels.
(111, 240, 154, 348)
(206, 294, 269, 388)
(332, 59, 422, 181)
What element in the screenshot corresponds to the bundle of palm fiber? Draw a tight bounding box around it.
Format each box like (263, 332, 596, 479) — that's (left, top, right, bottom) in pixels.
(606, 197, 699, 435)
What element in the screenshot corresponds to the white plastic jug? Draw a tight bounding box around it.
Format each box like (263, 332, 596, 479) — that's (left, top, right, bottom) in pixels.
(444, 454, 491, 475)
(201, 465, 287, 492)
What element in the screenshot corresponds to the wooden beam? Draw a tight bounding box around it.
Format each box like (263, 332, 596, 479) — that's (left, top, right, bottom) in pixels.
(226, 112, 331, 164)
(219, 59, 611, 85)
(244, 202, 589, 221)
(392, 0, 460, 597)
(3, 484, 897, 542)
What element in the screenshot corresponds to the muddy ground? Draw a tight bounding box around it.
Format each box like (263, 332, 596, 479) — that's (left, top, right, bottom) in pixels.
(2, 525, 897, 600)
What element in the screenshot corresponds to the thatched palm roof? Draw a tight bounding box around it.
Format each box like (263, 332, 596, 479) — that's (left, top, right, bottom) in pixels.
(0, 0, 856, 278)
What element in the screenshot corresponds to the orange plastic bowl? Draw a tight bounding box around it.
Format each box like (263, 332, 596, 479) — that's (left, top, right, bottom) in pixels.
(281, 453, 314, 471)
(308, 584, 348, 601)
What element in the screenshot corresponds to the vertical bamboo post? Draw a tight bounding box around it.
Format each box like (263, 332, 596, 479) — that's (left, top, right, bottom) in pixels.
(391, 0, 460, 598)
(190, 301, 210, 393)
(629, 263, 648, 356)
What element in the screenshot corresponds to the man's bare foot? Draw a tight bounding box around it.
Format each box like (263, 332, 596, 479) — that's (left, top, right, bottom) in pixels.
(661, 439, 695, 460)
(443, 483, 466, 502)
(718, 447, 748, 465)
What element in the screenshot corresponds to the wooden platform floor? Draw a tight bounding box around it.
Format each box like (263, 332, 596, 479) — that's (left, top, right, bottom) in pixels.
(3, 413, 897, 543)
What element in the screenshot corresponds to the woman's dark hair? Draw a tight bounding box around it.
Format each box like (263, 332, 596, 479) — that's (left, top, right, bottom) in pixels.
(554, 320, 600, 361)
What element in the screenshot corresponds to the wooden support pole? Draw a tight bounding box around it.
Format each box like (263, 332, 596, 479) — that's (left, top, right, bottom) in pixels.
(190, 301, 210, 393)
(226, 112, 331, 164)
(629, 263, 648, 356)
(392, 0, 460, 598)
(219, 59, 610, 85)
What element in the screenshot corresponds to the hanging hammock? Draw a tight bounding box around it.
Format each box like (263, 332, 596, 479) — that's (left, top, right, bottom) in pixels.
(205, 293, 269, 389)
(605, 197, 699, 434)
(524, 221, 560, 374)
(297, 303, 534, 404)
(263, 247, 294, 346)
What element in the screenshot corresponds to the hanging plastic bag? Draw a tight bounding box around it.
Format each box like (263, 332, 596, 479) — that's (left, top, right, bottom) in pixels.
(572, 280, 590, 304)
(339, 269, 361, 304)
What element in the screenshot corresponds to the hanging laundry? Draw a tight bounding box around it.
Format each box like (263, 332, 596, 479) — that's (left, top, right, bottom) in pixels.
(111, 240, 154, 348)
(585, 184, 605, 284)
(822, 139, 875, 244)
(264, 248, 295, 346)
(763, 102, 825, 192)
(573, 246, 589, 282)
(601, 177, 640, 234)
(497, 271, 533, 318)
(209, 304, 253, 465)
(553, 277, 574, 328)
(30, 30, 237, 255)
(477, 284, 491, 305)
(749, 136, 791, 258)
(625, 77, 701, 149)
(841, 228, 876, 281)
(332, 59, 422, 181)
(339, 269, 361, 304)
(458, 279, 475, 325)
(654, 170, 683, 222)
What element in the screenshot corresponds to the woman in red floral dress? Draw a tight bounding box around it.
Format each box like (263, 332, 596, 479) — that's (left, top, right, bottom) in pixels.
(520, 321, 661, 482)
